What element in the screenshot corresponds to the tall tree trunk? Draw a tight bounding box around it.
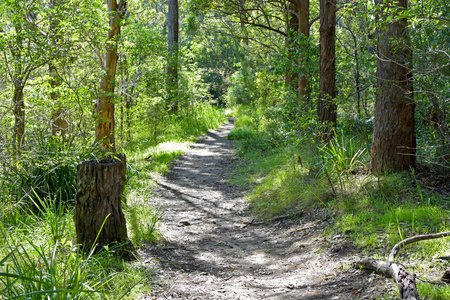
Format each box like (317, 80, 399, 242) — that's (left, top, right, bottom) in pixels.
(318, 0, 337, 139)
(50, 63, 68, 136)
(13, 83, 25, 153)
(298, 0, 310, 102)
(370, 0, 415, 173)
(95, 0, 127, 151)
(285, 3, 299, 92)
(49, 0, 68, 137)
(167, 0, 179, 113)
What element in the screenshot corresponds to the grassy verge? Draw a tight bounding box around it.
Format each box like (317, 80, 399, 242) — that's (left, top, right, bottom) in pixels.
(0, 104, 226, 299)
(230, 105, 450, 299)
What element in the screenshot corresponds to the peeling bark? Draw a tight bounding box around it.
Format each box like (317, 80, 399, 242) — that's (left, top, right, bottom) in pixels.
(95, 0, 127, 151)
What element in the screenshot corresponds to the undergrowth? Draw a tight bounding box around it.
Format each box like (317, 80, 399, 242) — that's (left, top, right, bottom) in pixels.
(0, 105, 226, 299)
(230, 105, 450, 299)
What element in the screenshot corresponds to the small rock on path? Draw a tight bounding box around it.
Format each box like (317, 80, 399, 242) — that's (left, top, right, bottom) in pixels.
(140, 119, 390, 300)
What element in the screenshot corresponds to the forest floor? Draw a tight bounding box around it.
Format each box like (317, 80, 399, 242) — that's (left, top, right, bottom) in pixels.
(139, 118, 393, 300)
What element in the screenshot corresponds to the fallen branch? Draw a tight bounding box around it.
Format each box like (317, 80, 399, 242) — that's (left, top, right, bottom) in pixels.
(389, 231, 450, 263)
(356, 231, 450, 299)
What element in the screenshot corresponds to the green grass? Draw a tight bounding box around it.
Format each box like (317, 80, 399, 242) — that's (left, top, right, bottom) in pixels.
(0, 104, 227, 299)
(231, 105, 450, 299)
(0, 202, 153, 299)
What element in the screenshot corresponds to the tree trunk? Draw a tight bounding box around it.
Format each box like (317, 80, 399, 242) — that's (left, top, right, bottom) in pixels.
(50, 63, 68, 136)
(95, 0, 127, 151)
(370, 0, 415, 173)
(167, 0, 179, 113)
(74, 156, 132, 257)
(298, 0, 310, 102)
(13, 84, 25, 153)
(49, 0, 68, 137)
(285, 3, 299, 92)
(318, 0, 337, 139)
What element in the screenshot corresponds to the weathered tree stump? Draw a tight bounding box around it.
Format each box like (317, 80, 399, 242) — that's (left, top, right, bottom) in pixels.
(74, 155, 133, 258)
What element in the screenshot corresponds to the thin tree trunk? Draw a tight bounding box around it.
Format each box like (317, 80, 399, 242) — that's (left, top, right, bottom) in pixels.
(167, 0, 179, 113)
(13, 84, 25, 153)
(347, 25, 361, 117)
(285, 3, 299, 92)
(318, 0, 337, 139)
(50, 63, 68, 136)
(95, 0, 127, 151)
(370, 0, 415, 173)
(49, 0, 68, 137)
(298, 0, 310, 102)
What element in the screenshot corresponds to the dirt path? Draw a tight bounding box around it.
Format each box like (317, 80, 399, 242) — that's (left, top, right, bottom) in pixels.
(140, 119, 391, 300)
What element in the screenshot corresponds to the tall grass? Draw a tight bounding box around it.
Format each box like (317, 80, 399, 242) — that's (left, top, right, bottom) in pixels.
(0, 102, 227, 299)
(0, 132, 105, 209)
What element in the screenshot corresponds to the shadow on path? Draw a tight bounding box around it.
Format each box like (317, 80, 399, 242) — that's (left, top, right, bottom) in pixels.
(139, 119, 391, 300)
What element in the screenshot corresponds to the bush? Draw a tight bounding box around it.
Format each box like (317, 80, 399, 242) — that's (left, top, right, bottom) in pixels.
(227, 126, 256, 140)
(0, 132, 105, 208)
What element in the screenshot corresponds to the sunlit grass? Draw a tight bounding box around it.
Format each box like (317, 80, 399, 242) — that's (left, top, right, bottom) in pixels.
(0, 104, 227, 299)
(231, 105, 450, 298)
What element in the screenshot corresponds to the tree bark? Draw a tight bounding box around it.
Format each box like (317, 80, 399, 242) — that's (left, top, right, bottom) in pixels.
(12, 83, 25, 153)
(285, 3, 300, 92)
(50, 63, 68, 136)
(167, 0, 179, 113)
(95, 0, 127, 151)
(49, 0, 68, 137)
(285, 2, 299, 92)
(370, 0, 415, 173)
(318, 0, 337, 139)
(298, 0, 310, 102)
(285, 0, 309, 102)
(357, 259, 419, 299)
(74, 156, 132, 257)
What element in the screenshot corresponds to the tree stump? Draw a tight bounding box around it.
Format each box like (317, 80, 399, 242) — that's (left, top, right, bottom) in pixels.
(74, 155, 133, 257)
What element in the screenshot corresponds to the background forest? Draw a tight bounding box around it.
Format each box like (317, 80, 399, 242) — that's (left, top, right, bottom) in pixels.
(0, 0, 449, 298)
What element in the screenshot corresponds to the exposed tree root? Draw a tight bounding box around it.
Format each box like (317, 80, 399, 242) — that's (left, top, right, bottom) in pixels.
(356, 231, 450, 299)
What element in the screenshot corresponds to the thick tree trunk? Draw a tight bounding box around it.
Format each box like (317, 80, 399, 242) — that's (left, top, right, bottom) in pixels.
(370, 0, 415, 173)
(318, 0, 337, 139)
(95, 0, 127, 151)
(167, 0, 179, 113)
(13, 84, 25, 153)
(74, 156, 132, 257)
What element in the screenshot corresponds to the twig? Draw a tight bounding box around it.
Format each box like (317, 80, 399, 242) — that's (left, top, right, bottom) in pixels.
(389, 231, 450, 263)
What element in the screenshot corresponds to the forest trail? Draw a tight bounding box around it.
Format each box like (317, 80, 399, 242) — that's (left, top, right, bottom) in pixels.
(140, 119, 390, 300)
